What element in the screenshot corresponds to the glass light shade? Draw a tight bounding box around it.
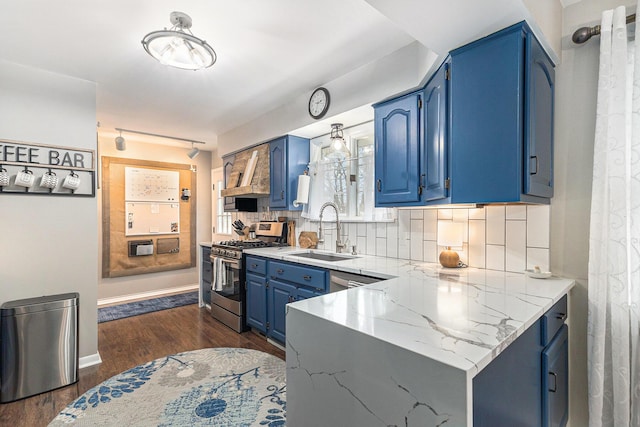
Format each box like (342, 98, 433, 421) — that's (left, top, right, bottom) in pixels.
(142, 30, 216, 70)
(437, 221, 464, 248)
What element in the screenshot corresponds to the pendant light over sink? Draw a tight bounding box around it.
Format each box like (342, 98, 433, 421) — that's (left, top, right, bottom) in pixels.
(329, 123, 351, 157)
(142, 11, 217, 71)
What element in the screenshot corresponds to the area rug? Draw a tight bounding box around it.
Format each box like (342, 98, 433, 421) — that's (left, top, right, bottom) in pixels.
(49, 348, 286, 426)
(98, 291, 199, 323)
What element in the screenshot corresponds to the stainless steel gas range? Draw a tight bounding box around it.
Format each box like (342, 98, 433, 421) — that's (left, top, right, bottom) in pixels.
(210, 221, 287, 332)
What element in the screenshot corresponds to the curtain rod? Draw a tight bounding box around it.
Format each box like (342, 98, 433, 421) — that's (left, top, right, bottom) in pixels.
(572, 13, 636, 44)
(114, 128, 207, 145)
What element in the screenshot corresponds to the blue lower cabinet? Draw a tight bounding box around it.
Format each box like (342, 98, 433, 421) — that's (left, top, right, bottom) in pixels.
(246, 272, 267, 333)
(473, 297, 568, 426)
(296, 287, 322, 301)
(268, 279, 296, 344)
(542, 325, 569, 427)
(246, 257, 328, 344)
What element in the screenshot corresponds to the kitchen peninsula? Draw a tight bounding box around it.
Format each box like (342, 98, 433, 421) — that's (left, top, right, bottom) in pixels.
(244, 246, 574, 426)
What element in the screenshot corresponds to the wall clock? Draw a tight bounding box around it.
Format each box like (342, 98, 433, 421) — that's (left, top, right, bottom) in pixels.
(308, 87, 330, 119)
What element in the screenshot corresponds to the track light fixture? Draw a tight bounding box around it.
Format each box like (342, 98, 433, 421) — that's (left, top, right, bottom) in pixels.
(187, 143, 200, 159)
(115, 131, 126, 151)
(113, 128, 206, 158)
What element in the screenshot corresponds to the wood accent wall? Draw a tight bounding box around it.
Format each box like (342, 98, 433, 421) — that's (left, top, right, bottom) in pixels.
(101, 157, 196, 278)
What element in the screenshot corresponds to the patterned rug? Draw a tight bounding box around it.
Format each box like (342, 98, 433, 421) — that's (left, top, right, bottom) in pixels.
(49, 348, 286, 426)
(98, 291, 199, 323)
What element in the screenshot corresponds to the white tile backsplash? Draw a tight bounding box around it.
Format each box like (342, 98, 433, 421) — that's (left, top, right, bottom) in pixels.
(527, 205, 550, 248)
(486, 205, 506, 245)
(506, 205, 527, 220)
(486, 244, 505, 271)
(527, 247, 550, 272)
(410, 219, 424, 261)
(468, 219, 486, 268)
(505, 220, 526, 273)
(423, 209, 438, 241)
(235, 204, 552, 274)
(423, 240, 438, 263)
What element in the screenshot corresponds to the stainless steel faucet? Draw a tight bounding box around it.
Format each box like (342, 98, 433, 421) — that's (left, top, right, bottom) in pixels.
(318, 202, 346, 253)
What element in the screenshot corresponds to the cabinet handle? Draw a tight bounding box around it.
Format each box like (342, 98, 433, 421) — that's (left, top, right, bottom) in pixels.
(251, 264, 258, 268)
(277, 269, 284, 274)
(281, 190, 285, 200)
(530, 156, 538, 174)
(548, 372, 557, 392)
(376, 179, 381, 192)
(303, 275, 312, 281)
(555, 313, 567, 322)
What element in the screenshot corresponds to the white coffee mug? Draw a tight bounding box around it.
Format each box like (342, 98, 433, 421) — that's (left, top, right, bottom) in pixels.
(40, 171, 58, 189)
(62, 172, 81, 190)
(0, 168, 9, 187)
(15, 170, 35, 188)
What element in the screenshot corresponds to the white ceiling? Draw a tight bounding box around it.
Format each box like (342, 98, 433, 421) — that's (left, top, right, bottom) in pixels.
(0, 0, 561, 151)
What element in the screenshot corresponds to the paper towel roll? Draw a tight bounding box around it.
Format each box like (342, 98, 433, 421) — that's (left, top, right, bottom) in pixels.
(294, 174, 310, 206)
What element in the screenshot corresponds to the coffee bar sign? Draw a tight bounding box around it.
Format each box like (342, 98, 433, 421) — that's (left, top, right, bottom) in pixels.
(0, 139, 95, 197)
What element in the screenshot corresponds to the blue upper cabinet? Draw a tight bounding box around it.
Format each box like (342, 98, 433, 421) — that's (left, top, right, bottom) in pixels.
(374, 91, 421, 206)
(525, 32, 555, 198)
(269, 135, 310, 211)
(373, 60, 449, 207)
(373, 21, 554, 207)
(422, 59, 449, 202)
(448, 21, 554, 204)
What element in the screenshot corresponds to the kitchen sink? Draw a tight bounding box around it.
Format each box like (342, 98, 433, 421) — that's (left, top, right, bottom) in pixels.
(288, 251, 358, 262)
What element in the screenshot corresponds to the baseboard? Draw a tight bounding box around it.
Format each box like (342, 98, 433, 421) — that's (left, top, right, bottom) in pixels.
(79, 352, 102, 369)
(267, 338, 286, 352)
(98, 284, 199, 307)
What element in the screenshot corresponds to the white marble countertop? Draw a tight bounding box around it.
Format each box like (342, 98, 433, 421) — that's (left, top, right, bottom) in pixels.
(245, 246, 575, 378)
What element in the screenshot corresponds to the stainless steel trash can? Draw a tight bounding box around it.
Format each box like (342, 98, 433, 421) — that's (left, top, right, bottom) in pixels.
(0, 293, 79, 402)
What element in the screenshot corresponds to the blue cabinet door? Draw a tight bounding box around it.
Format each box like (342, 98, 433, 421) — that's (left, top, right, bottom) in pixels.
(449, 24, 524, 204)
(246, 272, 267, 333)
(374, 92, 421, 205)
(447, 21, 553, 204)
(269, 136, 310, 210)
(542, 325, 568, 427)
(268, 279, 295, 344)
(422, 60, 449, 202)
(525, 31, 554, 198)
(269, 137, 287, 209)
(296, 286, 322, 301)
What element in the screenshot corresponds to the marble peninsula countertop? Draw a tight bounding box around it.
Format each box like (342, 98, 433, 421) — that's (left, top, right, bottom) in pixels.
(244, 246, 575, 378)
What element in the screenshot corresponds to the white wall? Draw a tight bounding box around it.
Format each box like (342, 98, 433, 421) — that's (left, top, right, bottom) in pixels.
(218, 42, 432, 156)
(97, 136, 213, 300)
(0, 60, 98, 358)
(552, 1, 636, 425)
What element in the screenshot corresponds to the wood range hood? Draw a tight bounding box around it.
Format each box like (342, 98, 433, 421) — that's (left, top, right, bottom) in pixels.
(221, 143, 270, 198)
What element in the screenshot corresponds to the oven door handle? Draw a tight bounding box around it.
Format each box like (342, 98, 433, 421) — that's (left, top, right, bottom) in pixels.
(219, 258, 241, 269)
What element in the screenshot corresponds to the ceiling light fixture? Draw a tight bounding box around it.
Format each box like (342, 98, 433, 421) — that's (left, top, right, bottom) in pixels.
(141, 11, 217, 71)
(330, 123, 351, 157)
(115, 130, 126, 151)
(187, 143, 200, 159)
(114, 128, 206, 158)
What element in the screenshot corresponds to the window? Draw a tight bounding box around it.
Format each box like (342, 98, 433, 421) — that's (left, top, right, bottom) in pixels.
(304, 121, 394, 222)
(216, 178, 232, 235)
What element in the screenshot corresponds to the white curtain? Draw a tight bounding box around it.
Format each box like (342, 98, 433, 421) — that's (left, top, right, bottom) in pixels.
(588, 5, 640, 427)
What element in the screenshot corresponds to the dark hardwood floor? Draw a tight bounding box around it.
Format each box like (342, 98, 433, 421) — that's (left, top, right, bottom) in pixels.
(0, 304, 284, 427)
